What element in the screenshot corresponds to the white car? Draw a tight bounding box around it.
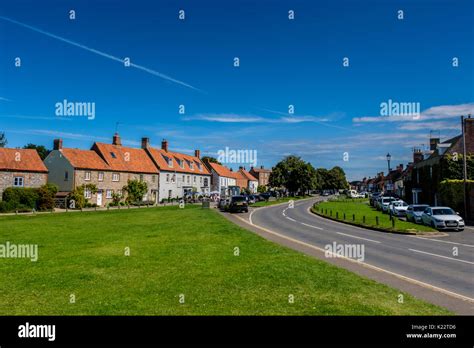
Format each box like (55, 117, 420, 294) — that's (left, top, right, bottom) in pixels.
(421, 206, 465, 231)
(380, 197, 397, 213)
(389, 200, 408, 217)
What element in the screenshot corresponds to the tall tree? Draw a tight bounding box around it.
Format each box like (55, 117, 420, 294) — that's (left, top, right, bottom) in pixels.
(269, 155, 317, 195)
(23, 144, 50, 160)
(0, 132, 7, 147)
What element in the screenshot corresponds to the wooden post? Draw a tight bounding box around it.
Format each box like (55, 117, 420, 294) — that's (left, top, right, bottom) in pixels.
(336, 212, 339, 219)
(352, 214, 355, 221)
(363, 216, 366, 224)
(376, 216, 379, 225)
(343, 212, 346, 220)
(392, 218, 395, 228)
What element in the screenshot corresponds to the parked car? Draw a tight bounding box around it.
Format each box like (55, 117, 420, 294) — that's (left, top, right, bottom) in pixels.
(322, 191, 329, 197)
(379, 196, 396, 212)
(389, 200, 408, 217)
(228, 195, 249, 213)
(218, 198, 230, 211)
(259, 193, 271, 201)
(405, 204, 429, 223)
(247, 195, 257, 204)
(421, 206, 465, 231)
(370, 192, 382, 207)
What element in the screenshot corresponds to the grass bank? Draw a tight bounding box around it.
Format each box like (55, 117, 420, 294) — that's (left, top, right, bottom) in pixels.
(313, 199, 437, 234)
(0, 205, 447, 315)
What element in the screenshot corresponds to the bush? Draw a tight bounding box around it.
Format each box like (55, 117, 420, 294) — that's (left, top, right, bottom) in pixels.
(37, 184, 58, 211)
(2, 187, 39, 209)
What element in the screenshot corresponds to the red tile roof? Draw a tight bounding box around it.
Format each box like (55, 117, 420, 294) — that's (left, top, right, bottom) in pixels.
(0, 148, 48, 173)
(146, 147, 211, 175)
(208, 162, 238, 178)
(93, 143, 159, 174)
(61, 148, 110, 171)
(239, 169, 258, 181)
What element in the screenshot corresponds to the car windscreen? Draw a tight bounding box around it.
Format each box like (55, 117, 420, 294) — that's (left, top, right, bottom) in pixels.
(432, 208, 455, 215)
(232, 197, 246, 202)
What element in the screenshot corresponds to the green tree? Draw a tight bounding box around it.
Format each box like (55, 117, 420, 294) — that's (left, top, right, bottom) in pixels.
(202, 156, 222, 165)
(0, 132, 7, 147)
(37, 184, 58, 211)
(68, 184, 98, 209)
(23, 143, 51, 160)
(269, 156, 317, 195)
(123, 179, 148, 203)
(257, 185, 267, 193)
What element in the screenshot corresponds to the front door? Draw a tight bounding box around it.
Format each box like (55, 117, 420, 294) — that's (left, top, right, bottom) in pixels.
(97, 190, 103, 206)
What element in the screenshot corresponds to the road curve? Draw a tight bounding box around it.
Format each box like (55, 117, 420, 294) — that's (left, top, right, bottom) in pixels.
(247, 197, 474, 312)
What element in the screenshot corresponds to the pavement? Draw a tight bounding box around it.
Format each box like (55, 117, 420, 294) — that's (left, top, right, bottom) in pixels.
(219, 197, 474, 314)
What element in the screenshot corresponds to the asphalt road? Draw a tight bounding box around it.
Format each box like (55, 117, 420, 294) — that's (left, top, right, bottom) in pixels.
(241, 197, 474, 312)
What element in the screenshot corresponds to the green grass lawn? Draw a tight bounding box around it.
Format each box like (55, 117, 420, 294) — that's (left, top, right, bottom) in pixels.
(313, 200, 436, 233)
(0, 205, 448, 315)
(251, 195, 310, 207)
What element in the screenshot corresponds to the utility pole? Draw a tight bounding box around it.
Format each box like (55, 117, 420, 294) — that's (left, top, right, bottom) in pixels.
(462, 115, 468, 219)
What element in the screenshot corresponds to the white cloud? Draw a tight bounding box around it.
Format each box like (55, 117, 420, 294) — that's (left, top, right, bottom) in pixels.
(352, 103, 474, 123)
(183, 113, 330, 124)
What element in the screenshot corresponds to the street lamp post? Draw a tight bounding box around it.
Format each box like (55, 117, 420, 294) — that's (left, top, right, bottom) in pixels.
(386, 153, 392, 193)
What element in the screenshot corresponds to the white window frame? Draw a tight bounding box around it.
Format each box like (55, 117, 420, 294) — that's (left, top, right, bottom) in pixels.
(84, 188, 92, 199)
(85, 171, 91, 181)
(98, 172, 104, 181)
(13, 176, 24, 187)
(106, 189, 113, 199)
(112, 173, 120, 182)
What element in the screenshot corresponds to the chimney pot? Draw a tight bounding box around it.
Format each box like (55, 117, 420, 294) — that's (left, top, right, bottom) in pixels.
(53, 138, 63, 150)
(112, 133, 122, 146)
(161, 139, 169, 152)
(194, 149, 200, 158)
(141, 137, 150, 149)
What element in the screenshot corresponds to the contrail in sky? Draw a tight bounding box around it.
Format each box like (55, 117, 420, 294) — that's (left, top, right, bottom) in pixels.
(0, 15, 203, 92)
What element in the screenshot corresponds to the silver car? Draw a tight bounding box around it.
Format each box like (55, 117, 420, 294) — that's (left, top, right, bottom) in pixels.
(421, 206, 465, 231)
(389, 200, 408, 217)
(406, 204, 429, 223)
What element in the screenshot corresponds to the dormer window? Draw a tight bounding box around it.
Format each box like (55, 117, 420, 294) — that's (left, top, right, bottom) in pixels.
(110, 152, 116, 159)
(190, 162, 194, 170)
(178, 159, 184, 168)
(162, 154, 173, 167)
(197, 163, 202, 171)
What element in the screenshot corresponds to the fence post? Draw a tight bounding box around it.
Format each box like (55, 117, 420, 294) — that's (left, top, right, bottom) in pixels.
(343, 212, 346, 220)
(363, 216, 366, 224)
(336, 212, 339, 219)
(392, 218, 395, 228)
(352, 214, 355, 222)
(376, 216, 379, 225)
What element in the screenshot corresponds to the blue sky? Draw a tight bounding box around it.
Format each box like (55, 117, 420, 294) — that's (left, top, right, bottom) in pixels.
(0, 0, 473, 180)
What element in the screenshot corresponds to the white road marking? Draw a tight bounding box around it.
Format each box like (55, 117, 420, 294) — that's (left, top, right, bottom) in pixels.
(233, 213, 474, 303)
(409, 235, 474, 248)
(300, 222, 324, 230)
(286, 216, 296, 222)
(409, 249, 474, 265)
(336, 231, 381, 244)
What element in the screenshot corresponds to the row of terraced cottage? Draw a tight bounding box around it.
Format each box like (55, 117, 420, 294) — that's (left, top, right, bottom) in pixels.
(0, 133, 273, 207)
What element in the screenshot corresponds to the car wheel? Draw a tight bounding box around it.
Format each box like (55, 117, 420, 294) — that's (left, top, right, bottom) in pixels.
(458, 229, 464, 232)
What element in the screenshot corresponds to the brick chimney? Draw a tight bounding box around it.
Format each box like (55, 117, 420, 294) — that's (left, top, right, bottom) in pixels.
(112, 133, 122, 146)
(141, 137, 150, 149)
(430, 137, 440, 151)
(413, 148, 423, 163)
(161, 139, 168, 152)
(194, 149, 200, 158)
(53, 138, 63, 150)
